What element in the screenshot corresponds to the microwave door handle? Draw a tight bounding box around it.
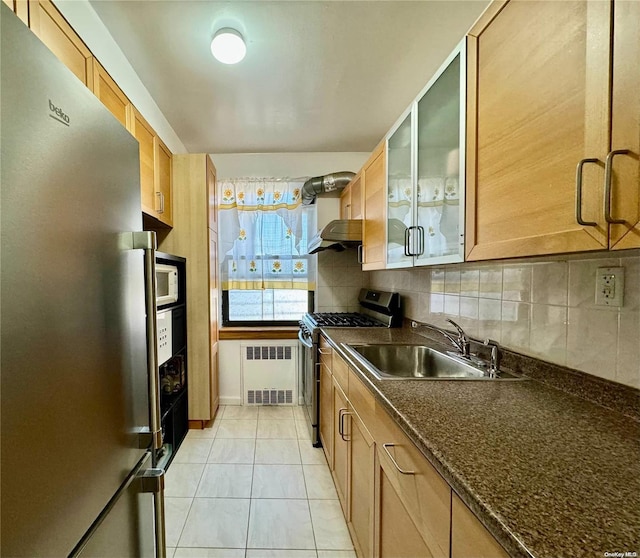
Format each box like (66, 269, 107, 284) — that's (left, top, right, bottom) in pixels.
(131, 232, 162, 454)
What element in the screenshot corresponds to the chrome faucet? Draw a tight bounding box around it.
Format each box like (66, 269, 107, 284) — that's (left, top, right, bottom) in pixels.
(483, 339, 501, 374)
(411, 318, 471, 359)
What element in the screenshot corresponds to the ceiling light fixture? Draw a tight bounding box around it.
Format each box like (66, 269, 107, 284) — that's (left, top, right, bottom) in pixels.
(210, 28, 246, 65)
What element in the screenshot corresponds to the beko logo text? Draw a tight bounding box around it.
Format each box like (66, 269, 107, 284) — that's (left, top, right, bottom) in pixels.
(49, 100, 70, 126)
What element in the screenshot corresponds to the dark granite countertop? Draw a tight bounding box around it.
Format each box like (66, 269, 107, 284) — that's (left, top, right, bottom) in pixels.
(321, 326, 640, 558)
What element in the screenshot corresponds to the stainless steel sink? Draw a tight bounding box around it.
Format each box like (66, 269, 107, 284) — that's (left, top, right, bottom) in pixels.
(342, 343, 524, 380)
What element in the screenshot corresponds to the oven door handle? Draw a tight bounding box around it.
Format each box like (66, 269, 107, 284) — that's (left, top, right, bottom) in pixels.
(298, 329, 313, 349)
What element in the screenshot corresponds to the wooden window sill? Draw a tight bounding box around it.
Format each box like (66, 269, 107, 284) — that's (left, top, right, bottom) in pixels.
(219, 326, 300, 340)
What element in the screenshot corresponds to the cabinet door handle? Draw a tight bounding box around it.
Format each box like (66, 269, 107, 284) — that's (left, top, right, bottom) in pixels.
(338, 408, 345, 436)
(416, 225, 425, 256)
(318, 347, 331, 355)
(404, 226, 411, 256)
(405, 226, 419, 257)
(357, 244, 363, 264)
(382, 443, 415, 475)
(604, 149, 629, 224)
(575, 158, 598, 226)
(339, 409, 351, 442)
(156, 192, 165, 214)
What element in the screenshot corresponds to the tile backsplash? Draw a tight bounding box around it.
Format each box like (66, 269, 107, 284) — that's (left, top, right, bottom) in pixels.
(369, 250, 640, 389)
(317, 249, 370, 312)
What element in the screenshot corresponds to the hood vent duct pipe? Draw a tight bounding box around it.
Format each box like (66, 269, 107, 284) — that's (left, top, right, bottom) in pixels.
(301, 171, 355, 205)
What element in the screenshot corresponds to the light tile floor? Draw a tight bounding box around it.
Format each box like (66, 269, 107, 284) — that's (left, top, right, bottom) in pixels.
(165, 405, 356, 558)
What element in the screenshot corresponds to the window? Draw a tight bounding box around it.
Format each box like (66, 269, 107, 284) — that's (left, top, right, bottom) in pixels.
(218, 179, 316, 326)
(223, 289, 314, 325)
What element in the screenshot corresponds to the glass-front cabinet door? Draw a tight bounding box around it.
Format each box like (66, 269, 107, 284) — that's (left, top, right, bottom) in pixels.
(386, 109, 414, 267)
(384, 39, 466, 268)
(415, 45, 465, 265)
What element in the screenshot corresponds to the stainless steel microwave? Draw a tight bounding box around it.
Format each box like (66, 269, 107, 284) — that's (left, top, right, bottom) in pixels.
(156, 263, 178, 306)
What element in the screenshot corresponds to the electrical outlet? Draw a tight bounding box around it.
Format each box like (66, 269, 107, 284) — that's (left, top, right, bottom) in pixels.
(595, 267, 624, 307)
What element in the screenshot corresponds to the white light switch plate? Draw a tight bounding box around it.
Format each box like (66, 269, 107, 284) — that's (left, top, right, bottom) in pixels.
(595, 267, 624, 307)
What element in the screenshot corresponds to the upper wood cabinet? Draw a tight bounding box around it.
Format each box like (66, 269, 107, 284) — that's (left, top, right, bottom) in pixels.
(159, 154, 218, 424)
(340, 172, 363, 220)
(155, 138, 173, 227)
(129, 106, 157, 218)
(92, 59, 131, 129)
(386, 41, 467, 269)
(20, 0, 176, 227)
(129, 106, 173, 227)
(451, 493, 509, 558)
(466, 0, 639, 260)
(3, 0, 28, 24)
(340, 184, 351, 219)
(609, 0, 640, 249)
(362, 143, 386, 270)
(28, 0, 93, 88)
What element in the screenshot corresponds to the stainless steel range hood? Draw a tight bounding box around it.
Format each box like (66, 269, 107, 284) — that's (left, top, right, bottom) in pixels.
(307, 219, 362, 254)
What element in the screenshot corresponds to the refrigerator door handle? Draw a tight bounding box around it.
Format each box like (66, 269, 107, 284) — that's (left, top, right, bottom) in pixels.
(137, 426, 154, 449)
(129, 231, 163, 453)
(138, 467, 167, 558)
(138, 467, 165, 494)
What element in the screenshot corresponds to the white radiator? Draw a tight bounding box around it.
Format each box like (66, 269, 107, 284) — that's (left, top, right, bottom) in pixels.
(241, 343, 297, 405)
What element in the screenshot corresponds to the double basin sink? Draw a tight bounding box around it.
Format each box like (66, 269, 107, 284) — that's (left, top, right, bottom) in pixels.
(341, 343, 524, 381)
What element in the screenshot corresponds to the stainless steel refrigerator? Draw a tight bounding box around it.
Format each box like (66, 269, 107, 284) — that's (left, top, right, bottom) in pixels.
(1, 5, 166, 556)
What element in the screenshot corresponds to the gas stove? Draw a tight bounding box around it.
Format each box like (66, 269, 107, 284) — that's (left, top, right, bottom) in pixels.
(299, 289, 401, 447)
(306, 312, 389, 328)
(300, 289, 402, 336)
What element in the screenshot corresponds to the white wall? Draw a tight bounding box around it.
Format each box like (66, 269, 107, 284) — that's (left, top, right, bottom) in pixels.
(210, 152, 369, 179)
(55, 0, 187, 154)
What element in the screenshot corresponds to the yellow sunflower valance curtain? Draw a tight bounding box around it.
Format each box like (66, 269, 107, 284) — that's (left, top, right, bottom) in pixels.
(218, 179, 317, 291)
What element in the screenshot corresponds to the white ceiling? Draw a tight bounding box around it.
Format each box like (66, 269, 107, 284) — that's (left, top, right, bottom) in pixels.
(89, 1, 490, 154)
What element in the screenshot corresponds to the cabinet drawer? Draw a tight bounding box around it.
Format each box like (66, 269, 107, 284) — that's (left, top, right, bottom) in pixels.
(319, 335, 333, 370)
(332, 352, 349, 394)
(319, 362, 333, 467)
(375, 405, 450, 558)
(347, 367, 376, 432)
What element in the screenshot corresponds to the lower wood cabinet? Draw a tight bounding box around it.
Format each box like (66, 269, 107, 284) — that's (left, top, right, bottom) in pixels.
(320, 361, 333, 467)
(377, 454, 435, 558)
(332, 378, 349, 515)
(348, 409, 375, 558)
(374, 403, 450, 558)
(321, 341, 510, 558)
(451, 493, 509, 558)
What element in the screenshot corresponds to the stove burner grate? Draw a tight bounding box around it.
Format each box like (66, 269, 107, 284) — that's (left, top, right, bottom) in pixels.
(309, 312, 387, 328)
